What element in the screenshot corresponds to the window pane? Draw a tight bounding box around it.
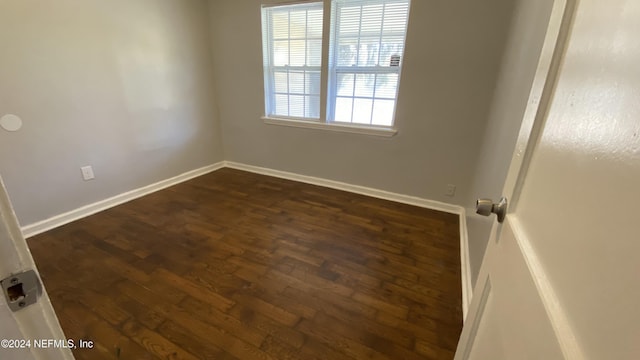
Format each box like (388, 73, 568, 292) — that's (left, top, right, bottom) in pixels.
(379, 37, 404, 66)
(274, 71, 288, 93)
(355, 74, 375, 97)
(262, 3, 323, 119)
(306, 96, 321, 118)
(358, 38, 380, 66)
(383, 3, 410, 35)
(338, 6, 361, 36)
(307, 39, 322, 66)
(274, 40, 289, 66)
(289, 71, 304, 94)
(290, 95, 305, 117)
(335, 97, 353, 122)
(290, 40, 306, 66)
(337, 73, 354, 96)
(308, 9, 324, 37)
(329, 0, 410, 126)
(361, 4, 383, 34)
(305, 71, 321, 95)
(290, 11, 307, 38)
(272, 11, 289, 39)
(275, 94, 289, 115)
(372, 99, 395, 126)
(337, 38, 358, 66)
(353, 98, 373, 124)
(375, 73, 398, 98)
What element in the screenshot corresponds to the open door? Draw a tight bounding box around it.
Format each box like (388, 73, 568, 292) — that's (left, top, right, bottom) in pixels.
(0, 176, 73, 360)
(456, 0, 640, 358)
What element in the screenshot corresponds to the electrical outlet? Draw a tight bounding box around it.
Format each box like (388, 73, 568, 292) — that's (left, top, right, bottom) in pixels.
(81, 166, 95, 181)
(445, 184, 456, 197)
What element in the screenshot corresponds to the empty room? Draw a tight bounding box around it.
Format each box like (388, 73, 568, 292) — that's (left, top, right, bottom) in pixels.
(1, 0, 638, 359)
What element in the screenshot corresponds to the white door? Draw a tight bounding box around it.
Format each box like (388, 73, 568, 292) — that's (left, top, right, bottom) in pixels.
(0, 176, 73, 360)
(456, 0, 640, 358)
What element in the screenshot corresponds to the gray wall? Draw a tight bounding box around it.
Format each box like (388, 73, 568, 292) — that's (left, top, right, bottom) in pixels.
(466, 0, 555, 286)
(0, 0, 224, 226)
(208, 0, 514, 205)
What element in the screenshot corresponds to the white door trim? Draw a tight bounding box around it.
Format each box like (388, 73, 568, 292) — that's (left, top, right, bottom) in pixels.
(509, 216, 585, 359)
(458, 208, 473, 318)
(502, 0, 576, 207)
(456, 275, 493, 359)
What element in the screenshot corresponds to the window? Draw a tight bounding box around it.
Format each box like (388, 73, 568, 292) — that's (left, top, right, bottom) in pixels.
(261, 0, 411, 134)
(262, 2, 324, 119)
(329, 0, 410, 126)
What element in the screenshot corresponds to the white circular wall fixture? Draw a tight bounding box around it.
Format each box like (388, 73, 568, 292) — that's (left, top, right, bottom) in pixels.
(0, 114, 23, 132)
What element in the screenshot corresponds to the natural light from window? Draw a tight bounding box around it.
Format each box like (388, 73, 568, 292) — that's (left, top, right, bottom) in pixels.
(329, 0, 409, 126)
(262, 3, 323, 119)
(262, 0, 411, 133)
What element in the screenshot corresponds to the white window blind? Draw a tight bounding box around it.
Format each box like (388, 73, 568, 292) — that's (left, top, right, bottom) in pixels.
(328, 0, 410, 126)
(262, 2, 324, 119)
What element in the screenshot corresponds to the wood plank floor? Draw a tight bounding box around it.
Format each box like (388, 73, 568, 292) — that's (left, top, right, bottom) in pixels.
(28, 168, 462, 359)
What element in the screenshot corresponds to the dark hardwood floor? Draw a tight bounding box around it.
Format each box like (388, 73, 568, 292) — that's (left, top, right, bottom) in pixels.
(28, 168, 462, 359)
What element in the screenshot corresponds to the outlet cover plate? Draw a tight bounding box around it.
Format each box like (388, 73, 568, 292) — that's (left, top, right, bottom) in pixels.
(446, 184, 456, 197)
(81, 166, 95, 181)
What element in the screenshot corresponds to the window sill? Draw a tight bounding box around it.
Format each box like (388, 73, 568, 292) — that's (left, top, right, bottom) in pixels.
(262, 117, 398, 137)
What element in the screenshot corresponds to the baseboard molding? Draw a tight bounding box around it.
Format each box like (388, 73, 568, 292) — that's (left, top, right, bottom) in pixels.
(459, 209, 473, 321)
(21, 162, 225, 238)
(225, 161, 462, 215)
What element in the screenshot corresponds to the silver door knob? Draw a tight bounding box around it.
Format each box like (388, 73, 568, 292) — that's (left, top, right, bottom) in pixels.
(476, 197, 508, 223)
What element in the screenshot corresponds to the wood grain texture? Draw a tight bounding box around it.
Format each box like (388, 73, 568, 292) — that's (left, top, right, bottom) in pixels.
(28, 168, 462, 359)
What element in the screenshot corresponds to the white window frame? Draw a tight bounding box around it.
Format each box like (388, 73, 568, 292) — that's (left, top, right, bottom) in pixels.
(261, 0, 411, 137)
(262, 2, 324, 120)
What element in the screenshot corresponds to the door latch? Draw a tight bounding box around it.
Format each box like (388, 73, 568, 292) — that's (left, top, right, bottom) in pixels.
(1, 270, 42, 312)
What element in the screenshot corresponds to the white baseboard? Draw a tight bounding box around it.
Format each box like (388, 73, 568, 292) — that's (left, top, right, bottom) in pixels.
(225, 161, 462, 215)
(459, 209, 473, 321)
(21, 162, 225, 238)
